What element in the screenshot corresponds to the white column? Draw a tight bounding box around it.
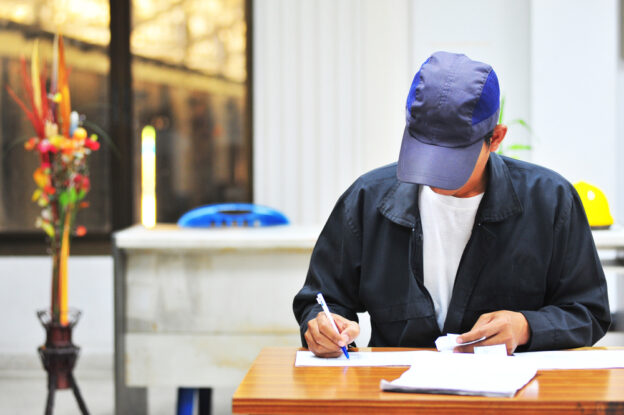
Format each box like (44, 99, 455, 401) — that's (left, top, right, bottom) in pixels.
(530, 0, 619, 217)
(252, 0, 411, 225)
(409, 0, 532, 158)
(617, 0, 624, 224)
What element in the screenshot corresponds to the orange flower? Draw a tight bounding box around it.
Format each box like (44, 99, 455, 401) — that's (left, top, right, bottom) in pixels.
(24, 137, 38, 151)
(73, 127, 87, 141)
(61, 139, 75, 155)
(33, 168, 48, 188)
(75, 226, 87, 237)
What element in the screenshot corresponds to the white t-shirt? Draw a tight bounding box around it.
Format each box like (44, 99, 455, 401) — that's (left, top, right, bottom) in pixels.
(418, 185, 484, 331)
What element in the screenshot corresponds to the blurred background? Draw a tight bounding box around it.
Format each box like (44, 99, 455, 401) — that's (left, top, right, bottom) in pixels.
(0, 0, 622, 414)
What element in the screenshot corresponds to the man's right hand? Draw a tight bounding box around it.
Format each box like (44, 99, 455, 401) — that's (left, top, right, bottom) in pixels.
(304, 312, 360, 357)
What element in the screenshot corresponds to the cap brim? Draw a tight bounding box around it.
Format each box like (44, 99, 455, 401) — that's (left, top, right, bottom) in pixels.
(397, 126, 484, 190)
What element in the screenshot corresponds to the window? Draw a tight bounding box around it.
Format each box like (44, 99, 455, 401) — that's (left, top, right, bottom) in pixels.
(0, 0, 251, 254)
(131, 0, 251, 223)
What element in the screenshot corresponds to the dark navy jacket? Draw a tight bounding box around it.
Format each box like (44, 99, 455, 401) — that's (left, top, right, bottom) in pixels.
(293, 153, 611, 351)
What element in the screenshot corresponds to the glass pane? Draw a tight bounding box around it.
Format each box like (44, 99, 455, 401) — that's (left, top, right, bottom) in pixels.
(131, 0, 250, 224)
(0, 12, 112, 234)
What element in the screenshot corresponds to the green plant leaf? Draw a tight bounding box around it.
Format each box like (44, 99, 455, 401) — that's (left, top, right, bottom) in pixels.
(69, 187, 78, 204)
(507, 144, 532, 151)
(507, 118, 533, 133)
(59, 191, 70, 209)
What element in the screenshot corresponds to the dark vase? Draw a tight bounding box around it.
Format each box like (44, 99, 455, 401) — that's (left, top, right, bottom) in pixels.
(37, 309, 81, 389)
(37, 309, 89, 414)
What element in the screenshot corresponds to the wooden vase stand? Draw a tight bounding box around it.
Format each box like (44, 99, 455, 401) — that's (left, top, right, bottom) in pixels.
(37, 310, 89, 415)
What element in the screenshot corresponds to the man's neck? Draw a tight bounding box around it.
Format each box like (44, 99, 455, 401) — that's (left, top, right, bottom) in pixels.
(430, 172, 487, 198)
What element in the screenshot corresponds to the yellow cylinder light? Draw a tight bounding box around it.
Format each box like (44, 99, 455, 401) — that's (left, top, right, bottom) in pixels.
(141, 125, 156, 228)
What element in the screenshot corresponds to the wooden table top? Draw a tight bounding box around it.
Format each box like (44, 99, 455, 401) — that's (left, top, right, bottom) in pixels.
(232, 347, 624, 415)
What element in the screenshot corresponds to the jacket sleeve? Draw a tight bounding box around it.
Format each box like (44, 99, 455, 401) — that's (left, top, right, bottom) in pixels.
(292, 189, 364, 348)
(520, 188, 611, 351)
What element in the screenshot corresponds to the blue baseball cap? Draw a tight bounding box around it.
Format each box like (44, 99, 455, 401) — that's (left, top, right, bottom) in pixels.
(397, 51, 500, 189)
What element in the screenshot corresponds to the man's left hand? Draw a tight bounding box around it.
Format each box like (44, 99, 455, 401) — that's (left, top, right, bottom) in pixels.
(455, 310, 530, 355)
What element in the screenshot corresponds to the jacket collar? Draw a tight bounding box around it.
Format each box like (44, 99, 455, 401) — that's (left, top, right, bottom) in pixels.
(378, 153, 523, 227)
(477, 152, 523, 223)
(378, 180, 421, 228)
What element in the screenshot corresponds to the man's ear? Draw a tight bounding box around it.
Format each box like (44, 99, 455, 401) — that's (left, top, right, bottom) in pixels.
(490, 124, 507, 153)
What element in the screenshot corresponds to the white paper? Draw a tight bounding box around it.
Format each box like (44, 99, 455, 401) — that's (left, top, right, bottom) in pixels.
(380, 351, 537, 397)
(435, 333, 487, 352)
(295, 351, 421, 367)
(513, 350, 624, 370)
(296, 348, 624, 370)
(474, 344, 507, 356)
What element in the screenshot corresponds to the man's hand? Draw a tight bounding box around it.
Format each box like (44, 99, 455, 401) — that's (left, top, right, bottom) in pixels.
(455, 310, 530, 355)
(304, 312, 360, 358)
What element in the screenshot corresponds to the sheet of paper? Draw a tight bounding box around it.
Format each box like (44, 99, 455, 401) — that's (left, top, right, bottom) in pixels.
(296, 348, 624, 370)
(435, 333, 487, 352)
(295, 351, 421, 367)
(474, 344, 507, 356)
(380, 351, 537, 397)
(513, 350, 624, 370)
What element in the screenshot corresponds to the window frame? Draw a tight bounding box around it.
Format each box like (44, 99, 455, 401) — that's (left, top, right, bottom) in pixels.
(0, 0, 254, 256)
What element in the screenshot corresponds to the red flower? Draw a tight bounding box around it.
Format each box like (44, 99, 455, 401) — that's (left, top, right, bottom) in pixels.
(43, 185, 56, 195)
(33, 168, 48, 188)
(82, 176, 91, 191)
(38, 139, 57, 154)
(84, 139, 100, 151)
(75, 175, 90, 191)
(75, 226, 87, 237)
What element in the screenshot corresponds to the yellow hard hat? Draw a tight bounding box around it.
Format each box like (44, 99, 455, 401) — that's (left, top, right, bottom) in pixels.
(573, 181, 613, 229)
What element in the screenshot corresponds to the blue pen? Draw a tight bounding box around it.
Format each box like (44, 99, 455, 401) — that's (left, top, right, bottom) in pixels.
(316, 293, 350, 359)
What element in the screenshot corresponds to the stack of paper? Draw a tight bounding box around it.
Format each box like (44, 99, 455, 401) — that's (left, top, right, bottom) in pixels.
(380, 351, 536, 397)
(295, 348, 624, 397)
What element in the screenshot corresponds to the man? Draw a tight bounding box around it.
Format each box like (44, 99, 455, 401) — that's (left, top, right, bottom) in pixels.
(293, 51, 611, 357)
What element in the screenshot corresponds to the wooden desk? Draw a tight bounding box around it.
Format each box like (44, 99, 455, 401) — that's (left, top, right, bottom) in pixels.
(232, 347, 624, 415)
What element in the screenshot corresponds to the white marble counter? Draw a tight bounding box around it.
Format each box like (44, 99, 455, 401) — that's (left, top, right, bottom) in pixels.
(115, 224, 624, 250)
(113, 223, 320, 413)
(114, 224, 321, 250)
(592, 226, 624, 250)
